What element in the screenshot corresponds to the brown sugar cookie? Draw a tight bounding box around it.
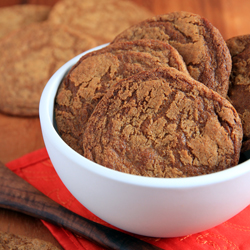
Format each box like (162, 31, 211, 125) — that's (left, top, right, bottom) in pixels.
(226, 35, 250, 152)
(241, 140, 250, 153)
(112, 11, 232, 97)
(0, 22, 98, 116)
(83, 67, 243, 178)
(73, 39, 190, 76)
(0, 231, 60, 249)
(47, 0, 153, 43)
(0, 4, 51, 39)
(55, 40, 189, 155)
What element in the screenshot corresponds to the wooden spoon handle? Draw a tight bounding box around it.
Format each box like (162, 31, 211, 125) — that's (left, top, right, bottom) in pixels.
(0, 163, 163, 250)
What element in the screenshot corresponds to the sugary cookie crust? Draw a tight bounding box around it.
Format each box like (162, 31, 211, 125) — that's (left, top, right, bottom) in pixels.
(112, 11, 232, 97)
(0, 230, 60, 250)
(48, 0, 153, 43)
(55, 40, 189, 155)
(0, 4, 51, 39)
(0, 22, 98, 116)
(227, 35, 250, 141)
(83, 67, 242, 177)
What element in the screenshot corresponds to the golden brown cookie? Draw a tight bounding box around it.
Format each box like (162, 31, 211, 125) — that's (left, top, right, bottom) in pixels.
(0, 22, 98, 116)
(55, 40, 189, 155)
(241, 140, 250, 153)
(226, 35, 250, 152)
(83, 67, 243, 178)
(47, 0, 153, 43)
(0, 4, 50, 39)
(0, 231, 60, 249)
(112, 11, 232, 97)
(73, 39, 189, 75)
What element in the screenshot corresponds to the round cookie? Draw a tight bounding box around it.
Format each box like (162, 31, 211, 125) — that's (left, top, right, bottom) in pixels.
(47, 0, 153, 43)
(83, 67, 243, 178)
(112, 11, 232, 97)
(241, 140, 250, 153)
(0, 4, 50, 39)
(0, 231, 60, 250)
(55, 40, 189, 155)
(73, 39, 190, 76)
(226, 35, 250, 152)
(0, 22, 98, 116)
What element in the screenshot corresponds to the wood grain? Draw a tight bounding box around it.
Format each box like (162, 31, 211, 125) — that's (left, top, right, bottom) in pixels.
(0, 162, 163, 250)
(0, 113, 44, 164)
(133, 0, 250, 40)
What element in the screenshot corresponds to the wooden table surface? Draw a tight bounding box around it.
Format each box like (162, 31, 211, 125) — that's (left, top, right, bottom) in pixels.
(0, 0, 249, 248)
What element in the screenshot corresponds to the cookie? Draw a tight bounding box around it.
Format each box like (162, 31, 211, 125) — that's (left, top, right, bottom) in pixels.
(226, 35, 250, 150)
(74, 39, 189, 75)
(241, 140, 250, 153)
(0, 4, 50, 39)
(55, 40, 189, 155)
(47, 0, 153, 43)
(0, 231, 60, 249)
(0, 22, 98, 116)
(83, 67, 243, 178)
(112, 11, 232, 97)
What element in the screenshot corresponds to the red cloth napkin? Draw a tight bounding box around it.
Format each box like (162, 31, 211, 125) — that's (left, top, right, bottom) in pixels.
(6, 148, 250, 250)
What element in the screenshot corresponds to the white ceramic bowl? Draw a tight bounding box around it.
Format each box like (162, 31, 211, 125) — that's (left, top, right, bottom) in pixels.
(39, 44, 250, 238)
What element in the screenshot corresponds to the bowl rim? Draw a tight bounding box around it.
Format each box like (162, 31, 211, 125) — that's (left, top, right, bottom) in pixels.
(39, 43, 250, 189)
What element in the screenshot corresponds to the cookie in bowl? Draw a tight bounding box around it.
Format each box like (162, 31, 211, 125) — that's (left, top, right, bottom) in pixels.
(112, 11, 232, 97)
(39, 44, 250, 238)
(83, 67, 243, 177)
(226, 35, 250, 152)
(55, 40, 189, 155)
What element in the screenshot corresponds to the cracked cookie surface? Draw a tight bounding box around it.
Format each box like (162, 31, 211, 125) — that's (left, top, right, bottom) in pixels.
(83, 67, 242, 178)
(0, 22, 98, 116)
(48, 0, 153, 43)
(0, 4, 51, 39)
(55, 40, 189, 155)
(0, 230, 60, 250)
(226, 35, 250, 152)
(112, 11, 231, 97)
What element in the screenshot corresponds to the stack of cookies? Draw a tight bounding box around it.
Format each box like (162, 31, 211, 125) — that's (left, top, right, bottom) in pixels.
(0, 1, 153, 246)
(55, 11, 247, 178)
(0, 2, 248, 178)
(0, 0, 153, 116)
(226, 35, 250, 153)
